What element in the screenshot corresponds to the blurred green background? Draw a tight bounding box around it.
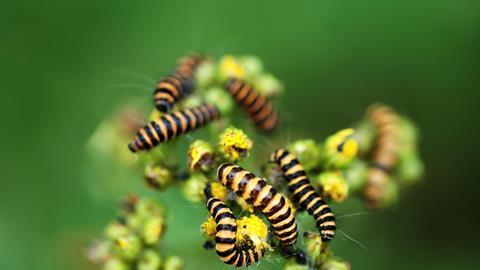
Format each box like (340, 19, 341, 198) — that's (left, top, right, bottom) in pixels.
(1, 0, 479, 269)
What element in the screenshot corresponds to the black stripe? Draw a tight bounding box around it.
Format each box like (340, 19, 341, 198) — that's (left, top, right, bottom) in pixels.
(207, 198, 220, 209)
(275, 216, 295, 231)
(216, 247, 236, 257)
(309, 199, 327, 215)
(302, 192, 318, 207)
(215, 212, 235, 223)
(180, 110, 192, 132)
(216, 224, 236, 232)
(144, 125, 158, 146)
(225, 250, 239, 265)
(137, 131, 151, 150)
(264, 196, 285, 217)
(151, 121, 165, 142)
(317, 215, 335, 223)
(171, 113, 183, 134)
(288, 179, 310, 193)
(270, 206, 292, 225)
(281, 158, 299, 172)
(371, 161, 391, 173)
(318, 225, 336, 231)
(295, 185, 315, 199)
(215, 236, 235, 244)
(162, 117, 174, 139)
(288, 170, 306, 179)
(212, 203, 226, 216)
(276, 227, 296, 238)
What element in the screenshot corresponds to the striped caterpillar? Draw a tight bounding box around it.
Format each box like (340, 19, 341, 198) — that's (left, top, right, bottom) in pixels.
(270, 149, 336, 241)
(204, 186, 265, 267)
(128, 103, 219, 152)
(217, 163, 297, 246)
(224, 78, 279, 132)
(153, 54, 205, 112)
(363, 104, 400, 207)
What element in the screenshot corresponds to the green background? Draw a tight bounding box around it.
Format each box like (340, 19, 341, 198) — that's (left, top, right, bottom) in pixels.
(1, 0, 479, 269)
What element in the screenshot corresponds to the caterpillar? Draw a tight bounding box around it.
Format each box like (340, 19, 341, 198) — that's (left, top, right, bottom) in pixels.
(224, 78, 279, 132)
(153, 54, 205, 112)
(204, 186, 265, 267)
(270, 149, 336, 241)
(128, 103, 219, 153)
(363, 104, 400, 207)
(217, 163, 297, 246)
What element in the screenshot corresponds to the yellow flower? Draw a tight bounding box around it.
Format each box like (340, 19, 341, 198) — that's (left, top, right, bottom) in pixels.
(318, 171, 349, 203)
(188, 140, 216, 172)
(322, 128, 358, 169)
(144, 164, 172, 190)
(210, 182, 228, 202)
(201, 216, 217, 238)
(141, 216, 164, 245)
(218, 127, 252, 161)
(236, 215, 270, 252)
(218, 55, 245, 81)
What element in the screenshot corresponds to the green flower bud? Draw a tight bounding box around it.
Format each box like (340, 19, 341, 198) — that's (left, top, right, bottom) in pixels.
(253, 73, 284, 98)
(141, 216, 165, 245)
(86, 241, 111, 264)
(104, 221, 129, 240)
(188, 140, 216, 172)
(320, 129, 358, 169)
(218, 127, 252, 162)
(378, 180, 399, 208)
(396, 151, 424, 186)
(240, 55, 264, 79)
(204, 87, 234, 115)
(397, 117, 420, 153)
(343, 160, 368, 192)
(113, 234, 142, 261)
(353, 120, 375, 156)
(163, 255, 184, 270)
(316, 171, 349, 203)
(196, 60, 215, 89)
(305, 233, 331, 265)
(181, 95, 203, 108)
(144, 164, 173, 190)
(287, 139, 321, 171)
(283, 260, 309, 270)
(321, 259, 351, 270)
(137, 249, 162, 270)
(135, 198, 163, 219)
(181, 173, 207, 203)
(103, 257, 128, 270)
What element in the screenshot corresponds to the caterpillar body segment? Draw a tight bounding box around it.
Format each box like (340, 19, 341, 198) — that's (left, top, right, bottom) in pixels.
(270, 149, 336, 241)
(224, 78, 279, 132)
(217, 164, 298, 246)
(154, 54, 205, 112)
(128, 103, 219, 152)
(364, 104, 400, 207)
(204, 188, 265, 267)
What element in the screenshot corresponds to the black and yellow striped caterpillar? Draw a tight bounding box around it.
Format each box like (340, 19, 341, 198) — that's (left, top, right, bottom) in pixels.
(128, 103, 219, 152)
(224, 78, 279, 132)
(270, 149, 336, 241)
(204, 186, 265, 267)
(364, 104, 400, 207)
(153, 54, 205, 112)
(217, 163, 297, 246)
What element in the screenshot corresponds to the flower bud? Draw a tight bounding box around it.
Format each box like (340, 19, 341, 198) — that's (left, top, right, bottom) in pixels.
(211, 182, 228, 202)
(287, 139, 321, 171)
(305, 233, 330, 265)
(104, 221, 129, 240)
(217, 55, 245, 82)
(144, 164, 173, 190)
(343, 160, 368, 192)
(218, 127, 252, 162)
(103, 257, 128, 270)
(283, 260, 309, 270)
(396, 151, 424, 186)
(201, 216, 217, 238)
(321, 259, 351, 270)
(352, 121, 375, 156)
(253, 73, 284, 98)
(113, 234, 142, 261)
(321, 128, 358, 169)
(141, 216, 165, 245)
(240, 55, 264, 79)
(163, 255, 184, 270)
(317, 171, 349, 203)
(137, 249, 162, 270)
(181, 173, 207, 203)
(204, 87, 234, 115)
(196, 60, 215, 89)
(188, 140, 216, 172)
